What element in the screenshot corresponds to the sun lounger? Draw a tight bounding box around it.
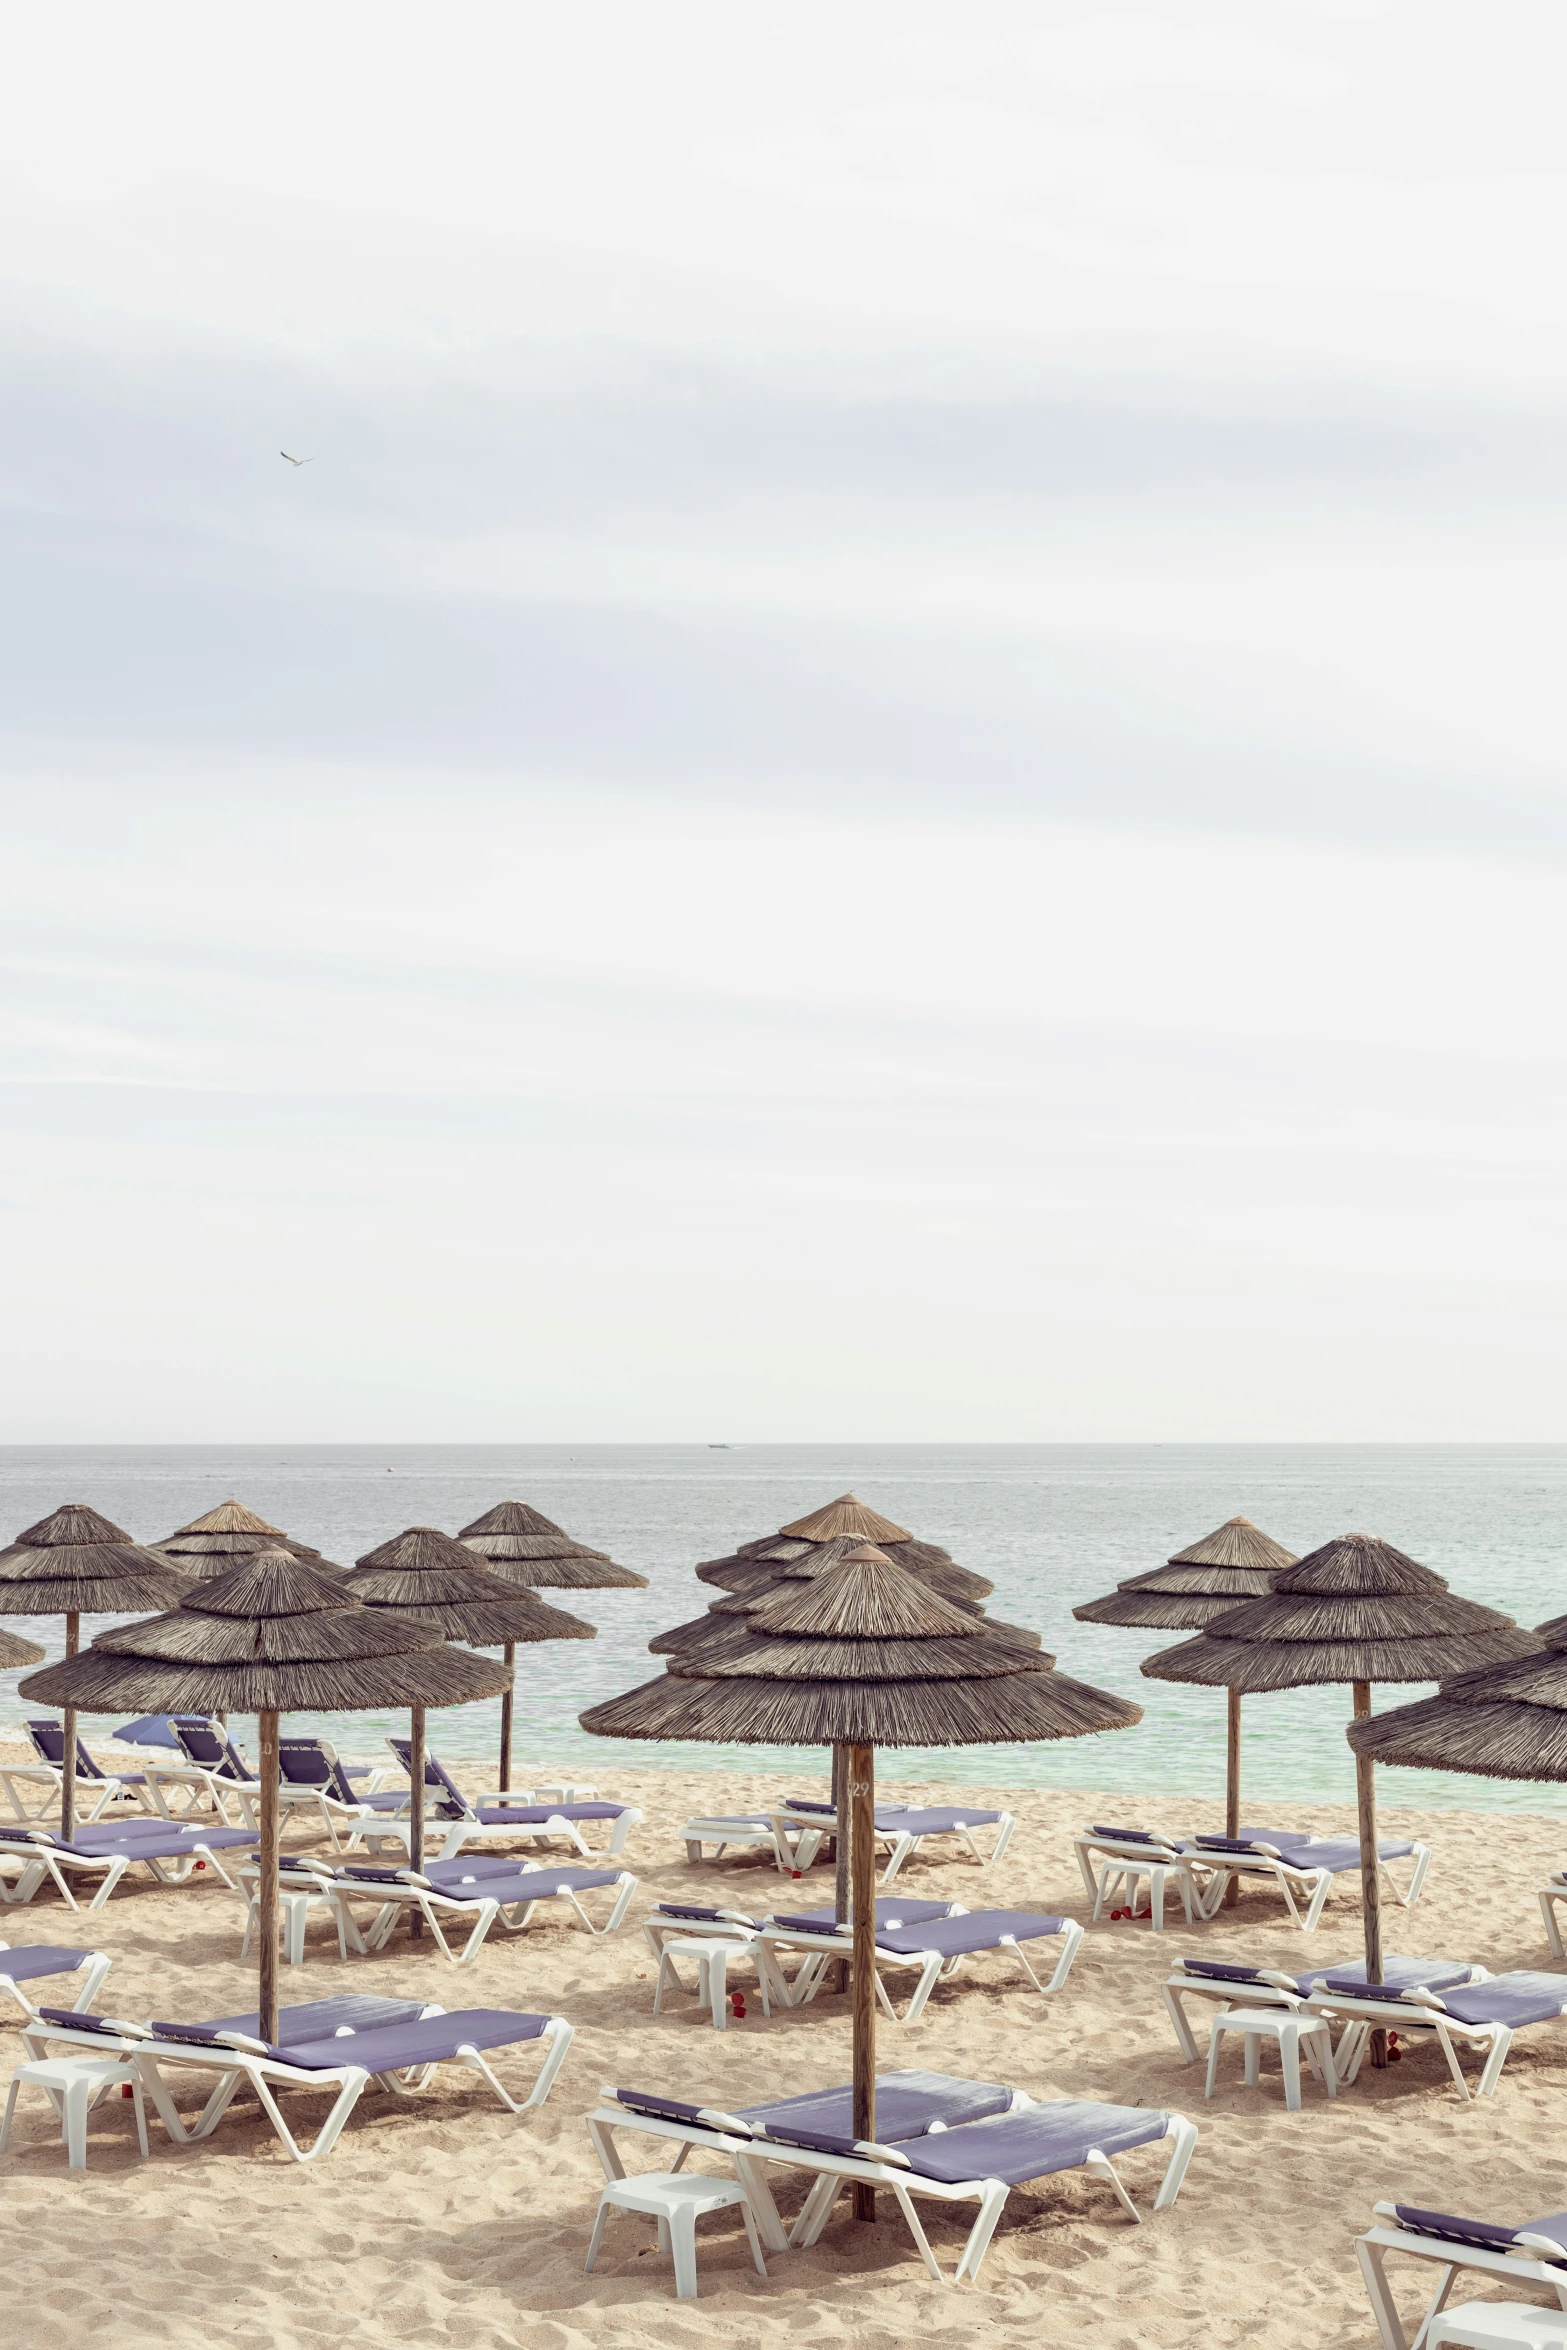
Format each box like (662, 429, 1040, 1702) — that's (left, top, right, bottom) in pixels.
(24, 1992, 574, 2163)
(0, 1720, 153, 1825)
(325, 1855, 638, 1963)
(0, 1820, 255, 1910)
(1074, 1825, 1223, 1930)
(679, 1815, 788, 1867)
(1189, 1830, 1431, 1931)
(1162, 1953, 1487, 2063)
(760, 1900, 1083, 2024)
(1357, 2201, 1567, 2350)
(0, 1939, 112, 2023)
(276, 1737, 408, 1850)
(588, 2068, 1198, 2283)
(1305, 1973, 1567, 2100)
(143, 1720, 264, 1828)
(773, 1797, 1017, 1885)
(380, 1741, 642, 1862)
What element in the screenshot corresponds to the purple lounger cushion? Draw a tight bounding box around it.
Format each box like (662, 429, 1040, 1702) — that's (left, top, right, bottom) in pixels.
(655, 1903, 767, 1929)
(1393, 2205, 1567, 2260)
(769, 1900, 958, 1934)
(871, 1910, 1065, 1958)
(1318, 1973, 1567, 2027)
(875, 1808, 1004, 1834)
(423, 1863, 619, 1896)
(0, 1946, 97, 1983)
(1178, 1955, 1477, 1993)
(72, 1825, 256, 1854)
(896, 2101, 1169, 2186)
(740, 2069, 1014, 2142)
(205, 1996, 432, 2041)
(148, 2008, 550, 2069)
(473, 1803, 628, 1826)
(1194, 1835, 1414, 1870)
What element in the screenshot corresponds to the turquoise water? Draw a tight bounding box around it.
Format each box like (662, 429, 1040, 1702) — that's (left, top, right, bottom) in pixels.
(1, 1442, 1562, 1817)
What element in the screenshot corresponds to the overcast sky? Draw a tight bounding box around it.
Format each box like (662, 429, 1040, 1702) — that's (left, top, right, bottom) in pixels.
(3, 2, 1566, 1441)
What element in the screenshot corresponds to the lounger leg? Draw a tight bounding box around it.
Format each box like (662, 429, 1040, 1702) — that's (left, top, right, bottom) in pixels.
(1162, 1984, 1202, 2064)
(584, 2199, 612, 2274)
(885, 2178, 947, 2282)
(454, 1902, 497, 1964)
(953, 2182, 1009, 2284)
(1150, 1868, 1166, 1933)
(1086, 2149, 1142, 2223)
(1301, 1871, 1332, 1933)
(737, 2193, 768, 2278)
(85, 1859, 127, 1912)
(653, 1950, 681, 2014)
(1153, 2115, 1199, 2210)
(586, 2116, 627, 2183)
(1204, 2021, 1224, 2101)
(791, 2173, 841, 2247)
(899, 1955, 941, 2026)
(603, 1875, 636, 1934)
(993, 1815, 1017, 1863)
(0, 2077, 20, 2155)
(1077, 1843, 1104, 1907)
(1355, 2237, 1417, 2350)
(1474, 2025, 1511, 2098)
(1542, 1890, 1565, 1959)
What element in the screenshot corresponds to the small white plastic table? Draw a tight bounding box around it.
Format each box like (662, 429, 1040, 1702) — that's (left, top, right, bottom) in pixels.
(585, 2170, 768, 2299)
(1, 2054, 149, 2171)
(1205, 2004, 1337, 2112)
(654, 1935, 755, 2029)
(1428, 2304, 1567, 2349)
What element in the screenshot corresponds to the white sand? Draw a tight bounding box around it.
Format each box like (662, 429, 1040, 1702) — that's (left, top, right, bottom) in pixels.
(2, 1743, 1564, 2350)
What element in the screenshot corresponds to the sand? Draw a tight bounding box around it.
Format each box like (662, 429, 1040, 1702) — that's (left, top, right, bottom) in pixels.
(1, 1740, 1564, 2350)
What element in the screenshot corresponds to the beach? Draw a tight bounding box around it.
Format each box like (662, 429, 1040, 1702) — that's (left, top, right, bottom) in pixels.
(3, 1745, 1563, 2350)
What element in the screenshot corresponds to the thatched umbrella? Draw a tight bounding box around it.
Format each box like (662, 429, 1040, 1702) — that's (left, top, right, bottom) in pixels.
(457, 1503, 643, 1791)
(1347, 1603, 1567, 1784)
(1074, 1517, 1298, 1885)
(0, 1505, 191, 1841)
(655, 1492, 1037, 1924)
(582, 1539, 1139, 2219)
(343, 1527, 595, 1882)
(20, 1548, 507, 2042)
(152, 1499, 325, 1575)
(1142, 1533, 1530, 2042)
(0, 1629, 45, 1668)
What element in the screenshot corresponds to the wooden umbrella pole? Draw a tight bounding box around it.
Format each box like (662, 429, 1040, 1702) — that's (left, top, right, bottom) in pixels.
(1224, 1687, 1242, 1908)
(61, 1613, 80, 1846)
(833, 1743, 850, 1928)
(409, 1703, 426, 1940)
(849, 1741, 877, 2223)
(498, 1646, 515, 1794)
(258, 1712, 280, 2047)
(1352, 1680, 1387, 2067)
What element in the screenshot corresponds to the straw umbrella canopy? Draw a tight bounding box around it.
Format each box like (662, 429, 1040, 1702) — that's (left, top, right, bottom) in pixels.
(343, 1527, 595, 1861)
(1142, 1533, 1530, 2032)
(457, 1501, 647, 1589)
(1073, 1517, 1298, 1876)
(693, 1493, 996, 1612)
(582, 1539, 1139, 2218)
(20, 1547, 507, 2042)
(1347, 1603, 1567, 1784)
(457, 1502, 642, 1791)
(0, 1505, 191, 1840)
(152, 1499, 326, 1575)
(0, 1629, 45, 1668)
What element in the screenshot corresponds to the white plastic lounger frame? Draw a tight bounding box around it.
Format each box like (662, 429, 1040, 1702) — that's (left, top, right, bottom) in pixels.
(0, 1830, 244, 1913)
(679, 1816, 788, 1868)
(1162, 1964, 1312, 2063)
(760, 1911, 1084, 2026)
(1074, 1829, 1220, 1932)
(0, 1941, 112, 2022)
(1195, 1837, 1431, 1933)
(330, 1867, 639, 1964)
(1540, 1874, 1567, 1960)
(23, 2009, 575, 2166)
(1306, 1981, 1567, 2102)
(0, 1760, 150, 1827)
(772, 1804, 1018, 1887)
(641, 1908, 782, 2018)
(1357, 2205, 1567, 2350)
(586, 2090, 1198, 2286)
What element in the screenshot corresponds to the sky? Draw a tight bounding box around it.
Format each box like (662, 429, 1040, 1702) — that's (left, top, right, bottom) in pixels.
(2, 1, 1566, 1441)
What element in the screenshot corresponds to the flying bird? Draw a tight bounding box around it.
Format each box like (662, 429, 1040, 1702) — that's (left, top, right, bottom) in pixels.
(279, 450, 313, 466)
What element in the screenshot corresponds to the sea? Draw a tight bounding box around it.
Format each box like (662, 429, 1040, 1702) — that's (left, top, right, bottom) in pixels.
(1, 1443, 1561, 1818)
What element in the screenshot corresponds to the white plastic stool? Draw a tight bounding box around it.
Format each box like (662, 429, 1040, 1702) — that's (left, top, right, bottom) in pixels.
(241, 1884, 347, 1965)
(1428, 2304, 1567, 2349)
(654, 1936, 754, 2029)
(1205, 2005, 1336, 2111)
(585, 2170, 767, 2299)
(0, 2055, 149, 2171)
